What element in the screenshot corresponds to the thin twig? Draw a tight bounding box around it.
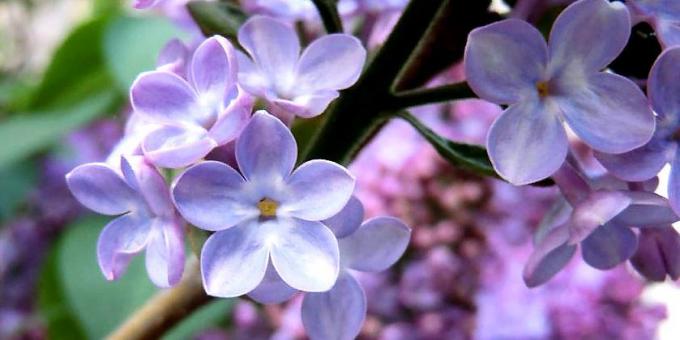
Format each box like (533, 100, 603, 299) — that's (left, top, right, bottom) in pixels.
(388, 82, 476, 109)
(311, 0, 344, 33)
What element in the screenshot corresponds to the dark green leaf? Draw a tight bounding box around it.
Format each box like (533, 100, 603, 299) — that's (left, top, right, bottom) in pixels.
(27, 16, 116, 109)
(188, 1, 247, 42)
(0, 161, 37, 222)
(103, 15, 186, 92)
(0, 91, 118, 171)
(397, 111, 497, 177)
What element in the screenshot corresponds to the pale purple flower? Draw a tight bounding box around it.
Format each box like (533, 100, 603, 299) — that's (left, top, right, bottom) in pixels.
(172, 111, 355, 297)
(523, 164, 678, 287)
(131, 36, 253, 168)
(133, 0, 161, 9)
(300, 206, 411, 340)
(465, 0, 655, 185)
(156, 38, 190, 78)
(65, 156, 185, 287)
(236, 16, 366, 120)
(596, 47, 680, 214)
(630, 228, 680, 281)
(628, 0, 680, 47)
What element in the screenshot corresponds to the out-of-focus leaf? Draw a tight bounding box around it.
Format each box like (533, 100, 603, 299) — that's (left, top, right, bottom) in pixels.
(165, 299, 234, 340)
(0, 161, 37, 222)
(38, 239, 89, 340)
(0, 91, 118, 171)
(103, 16, 185, 92)
(188, 1, 247, 42)
(52, 215, 157, 338)
(27, 16, 116, 109)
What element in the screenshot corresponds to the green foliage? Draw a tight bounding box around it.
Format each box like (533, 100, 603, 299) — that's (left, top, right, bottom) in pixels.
(188, 1, 247, 42)
(38, 216, 232, 339)
(0, 92, 118, 171)
(104, 15, 186, 92)
(0, 161, 37, 222)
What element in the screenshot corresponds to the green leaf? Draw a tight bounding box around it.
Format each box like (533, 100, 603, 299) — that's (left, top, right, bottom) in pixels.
(397, 111, 498, 177)
(0, 161, 37, 222)
(165, 299, 234, 340)
(103, 15, 186, 92)
(188, 1, 247, 42)
(0, 91, 118, 171)
(27, 16, 116, 110)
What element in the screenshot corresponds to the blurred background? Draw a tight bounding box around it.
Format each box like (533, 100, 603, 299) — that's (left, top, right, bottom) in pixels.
(1, 0, 678, 339)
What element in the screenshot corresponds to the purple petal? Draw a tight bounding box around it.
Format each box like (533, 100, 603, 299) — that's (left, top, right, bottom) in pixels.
(238, 16, 299, 90)
(631, 228, 680, 281)
(236, 50, 269, 97)
(668, 153, 680, 215)
(582, 222, 638, 270)
(523, 224, 576, 287)
(66, 163, 139, 215)
(594, 137, 670, 182)
(236, 111, 297, 181)
(340, 217, 410, 272)
(156, 38, 188, 76)
(208, 92, 253, 145)
(294, 34, 366, 94)
(97, 213, 151, 281)
(133, 0, 160, 9)
(283, 160, 355, 221)
(301, 273, 366, 340)
(558, 73, 655, 154)
(569, 190, 632, 244)
(551, 163, 591, 206)
(270, 218, 340, 292)
(323, 196, 364, 238)
(201, 221, 270, 297)
(649, 47, 680, 120)
(130, 71, 199, 125)
(464, 19, 548, 104)
(248, 263, 298, 304)
(287, 91, 339, 118)
(190, 36, 237, 97)
(548, 0, 630, 72)
(172, 161, 258, 231)
(613, 191, 679, 227)
(121, 156, 175, 217)
(145, 217, 185, 287)
(487, 100, 568, 185)
(142, 125, 217, 168)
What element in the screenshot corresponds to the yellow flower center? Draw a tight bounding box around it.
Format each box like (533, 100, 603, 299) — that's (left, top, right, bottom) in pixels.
(257, 198, 278, 217)
(536, 81, 550, 97)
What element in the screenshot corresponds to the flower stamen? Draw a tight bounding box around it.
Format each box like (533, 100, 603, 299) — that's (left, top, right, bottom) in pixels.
(258, 198, 278, 217)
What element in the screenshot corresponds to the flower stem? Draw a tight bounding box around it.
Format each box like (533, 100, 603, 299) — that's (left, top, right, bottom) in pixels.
(387, 82, 476, 109)
(311, 0, 344, 33)
(106, 260, 211, 340)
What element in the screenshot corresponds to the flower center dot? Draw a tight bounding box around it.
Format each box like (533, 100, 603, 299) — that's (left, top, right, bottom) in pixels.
(258, 198, 278, 217)
(536, 81, 550, 97)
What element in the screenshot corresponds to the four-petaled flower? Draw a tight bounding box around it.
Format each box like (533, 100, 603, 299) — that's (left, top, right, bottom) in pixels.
(236, 15, 366, 121)
(66, 156, 185, 287)
(172, 111, 356, 297)
(524, 164, 678, 287)
(465, 0, 655, 185)
(131, 35, 253, 168)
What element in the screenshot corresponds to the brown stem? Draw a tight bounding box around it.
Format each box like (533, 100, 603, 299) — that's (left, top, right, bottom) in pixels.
(106, 259, 212, 340)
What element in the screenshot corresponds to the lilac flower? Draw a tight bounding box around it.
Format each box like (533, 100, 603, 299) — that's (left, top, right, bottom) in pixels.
(300, 207, 411, 340)
(464, 0, 655, 185)
(236, 16, 366, 120)
(523, 164, 678, 287)
(596, 47, 680, 214)
(133, 0, 161, 9)
(130, 36, 253, 168)
(66, 156, 185, 287)
(630, 228, 680, 282)
(628, 0, 680, 47)
(172, 111, 355, 297)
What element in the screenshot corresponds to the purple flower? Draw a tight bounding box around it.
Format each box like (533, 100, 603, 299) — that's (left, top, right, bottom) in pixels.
(130, 36, 253, 168)
(300, 206, 411, 340)
(236, 16, 366, 120)
(596, 47, 680, 214)
(172, 111, 355, 297)
(464, 0, 655, 185)
(133, 0, 161, 9)
(66, 156, 185, 287)
(630, 228, 680, 281)
(628, 0, 680, 47)
(523, 164, 678, 287)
